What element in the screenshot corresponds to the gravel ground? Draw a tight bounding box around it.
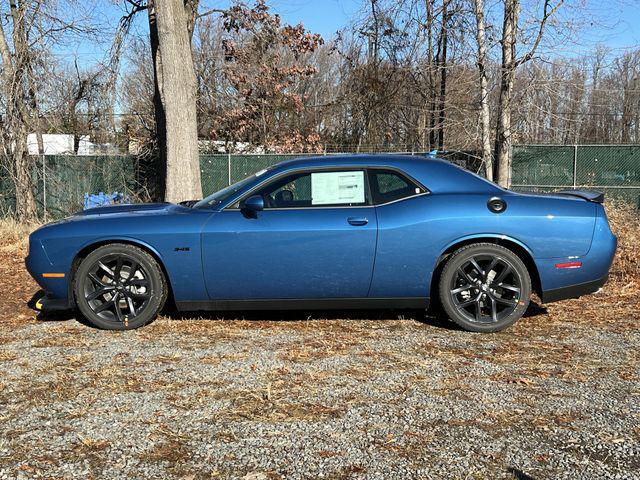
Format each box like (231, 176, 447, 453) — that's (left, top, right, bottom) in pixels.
(1, 306, 638, 480)
(1, 210, 639, 479)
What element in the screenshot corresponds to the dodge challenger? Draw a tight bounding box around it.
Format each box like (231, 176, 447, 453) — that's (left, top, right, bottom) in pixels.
(26, 155, 617, 332)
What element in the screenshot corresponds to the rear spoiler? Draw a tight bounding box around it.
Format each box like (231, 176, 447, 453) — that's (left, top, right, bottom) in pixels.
(557, 189, 604, 203)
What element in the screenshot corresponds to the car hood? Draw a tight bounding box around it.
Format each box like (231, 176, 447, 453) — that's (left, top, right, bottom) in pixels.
(75, 202, 179, 217)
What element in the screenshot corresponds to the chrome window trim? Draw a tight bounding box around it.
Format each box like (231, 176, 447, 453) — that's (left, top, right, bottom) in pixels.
(223, 192, 430, 211)
(222, 164, 430, 211)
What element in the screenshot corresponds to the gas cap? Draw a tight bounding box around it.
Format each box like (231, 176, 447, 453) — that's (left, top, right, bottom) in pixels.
(487, 196, 507, 214)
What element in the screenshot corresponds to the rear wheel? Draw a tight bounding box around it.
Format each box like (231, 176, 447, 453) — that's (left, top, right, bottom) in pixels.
(438, 243, 531, 333)
(73, 244, 167, 330)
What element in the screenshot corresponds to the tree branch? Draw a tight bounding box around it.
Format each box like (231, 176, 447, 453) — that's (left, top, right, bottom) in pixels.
(515, 0, 564, 67)
(0, 17, 13, 75)
(197, 7, 226, 19)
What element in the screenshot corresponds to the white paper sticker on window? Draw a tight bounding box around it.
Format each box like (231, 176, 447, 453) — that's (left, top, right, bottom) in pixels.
(311, 171, 365, 205)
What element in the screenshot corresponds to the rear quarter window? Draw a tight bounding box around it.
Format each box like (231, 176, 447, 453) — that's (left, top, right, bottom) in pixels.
(369, 170, 424, 204)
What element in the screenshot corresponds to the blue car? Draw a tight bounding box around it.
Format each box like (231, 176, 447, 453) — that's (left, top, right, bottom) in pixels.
(26, 155, 617, 332)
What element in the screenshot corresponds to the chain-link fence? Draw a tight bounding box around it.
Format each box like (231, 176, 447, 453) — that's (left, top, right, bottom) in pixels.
(0, 155, 138, 219)
(512, 145, 640, 205)
(3, 147, 635, 219)
(0, 151, 479, 219)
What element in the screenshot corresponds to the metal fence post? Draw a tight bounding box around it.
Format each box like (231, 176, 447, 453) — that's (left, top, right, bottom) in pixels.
(573, 145, 578, 188)
(227, 153, 232, 186)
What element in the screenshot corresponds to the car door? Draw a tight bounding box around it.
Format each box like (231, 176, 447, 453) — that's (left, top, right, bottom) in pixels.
(366, 168, 432, 298)
(201, 168, 378, 300)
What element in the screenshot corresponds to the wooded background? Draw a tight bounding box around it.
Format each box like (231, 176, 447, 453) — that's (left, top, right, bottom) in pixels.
(1, 0, 639, 220)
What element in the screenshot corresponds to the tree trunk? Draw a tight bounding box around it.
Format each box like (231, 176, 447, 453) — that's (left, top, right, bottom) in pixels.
(13, 125, 37, 221)
(423, 0, 435, 150)
(436, 0, 449, 151)
(474, 0, 492, 181)
(494, 0, 519, 188)
(149, 0, 202, 203)
(147, 2, 167, 200)
(0, 0, 38, 221)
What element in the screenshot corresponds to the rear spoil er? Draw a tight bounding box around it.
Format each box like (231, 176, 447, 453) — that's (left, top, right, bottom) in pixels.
(556, 189, 605, 203)
(540, 275, 608, 303)
(176, 297, 429, 312)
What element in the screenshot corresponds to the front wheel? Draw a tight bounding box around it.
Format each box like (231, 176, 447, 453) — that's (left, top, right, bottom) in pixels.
(438, 243, 531, 333)
(73, 244, 167, 330)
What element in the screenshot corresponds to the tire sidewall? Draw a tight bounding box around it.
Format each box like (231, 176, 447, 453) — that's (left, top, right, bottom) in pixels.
(74, 244, 166, 330)
(439, 244, 531, 333)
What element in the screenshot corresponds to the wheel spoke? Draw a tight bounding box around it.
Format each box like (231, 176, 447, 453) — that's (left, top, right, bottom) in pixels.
(114, 298, 124, 322)
(494, 296, 517, 306)
(469, 258, 484, 278)
(126, 278, 149, 287)
(86, 286, 114, 301)
(126, 296, 137, 316)
(88, 272, 107, 287)
(457, 267, 475, 285)
(486, 258, 499, 277)
(494, 265, 512, 284)
(490, 297, 498, 322)
(498, 284, 520, 294)
(126, 261, 140, 281)
(114, 256, 124, 280)
(94, 297, 115, 314)
(97, 261, 115, 278)
(474, 300, 482, 322)
(451, 284, 473, 295)
(457, 297, 476, 308)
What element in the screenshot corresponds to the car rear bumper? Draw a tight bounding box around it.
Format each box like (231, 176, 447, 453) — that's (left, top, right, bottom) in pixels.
(540, 274, 608, 303)
(538, 206, 616, 304)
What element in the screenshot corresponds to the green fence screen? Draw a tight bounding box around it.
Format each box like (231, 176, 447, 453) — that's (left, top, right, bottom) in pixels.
(1, 147, 637, 219)
(512, 145, 640, 205)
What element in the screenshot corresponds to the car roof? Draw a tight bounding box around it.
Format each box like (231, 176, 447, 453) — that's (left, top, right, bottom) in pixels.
(272, 154, 500, 194)
(276, 153, 437, 169)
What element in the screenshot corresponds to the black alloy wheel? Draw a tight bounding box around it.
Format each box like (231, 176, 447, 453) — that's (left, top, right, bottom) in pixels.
(74, 244, 167, 330)
(439, 243, 531, 332)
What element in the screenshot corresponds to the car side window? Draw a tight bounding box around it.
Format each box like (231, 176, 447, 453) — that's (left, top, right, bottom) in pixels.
(248, 169, 370, 209)
(368, 169, 424, 205)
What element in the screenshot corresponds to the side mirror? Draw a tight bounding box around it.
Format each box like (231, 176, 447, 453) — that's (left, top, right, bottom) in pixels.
(241, 195, 264, 215)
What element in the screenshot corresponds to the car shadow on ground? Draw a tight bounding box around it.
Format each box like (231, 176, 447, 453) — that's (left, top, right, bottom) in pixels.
(27, 289, 548, 331)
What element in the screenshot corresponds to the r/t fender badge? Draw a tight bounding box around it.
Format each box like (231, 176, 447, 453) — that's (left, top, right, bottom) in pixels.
(174, 247, 191, 252)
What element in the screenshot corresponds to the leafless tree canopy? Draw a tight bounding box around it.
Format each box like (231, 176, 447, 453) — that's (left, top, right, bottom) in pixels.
(1, 0, 639, 217)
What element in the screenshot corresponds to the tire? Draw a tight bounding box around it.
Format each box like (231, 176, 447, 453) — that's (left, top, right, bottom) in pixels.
(438, 243, 531, 333)
(73, 243, 167, 330)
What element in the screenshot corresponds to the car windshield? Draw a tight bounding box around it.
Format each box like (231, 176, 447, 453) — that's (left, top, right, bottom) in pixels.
(194, 167, 272, 209)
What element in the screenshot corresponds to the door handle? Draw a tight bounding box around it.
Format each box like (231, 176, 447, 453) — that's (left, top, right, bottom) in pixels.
(347, 217, 368, 226)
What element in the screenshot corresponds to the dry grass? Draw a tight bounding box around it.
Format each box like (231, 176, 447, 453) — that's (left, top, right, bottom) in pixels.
(0, 218, 37, 254)
(606, 200, 640, 287)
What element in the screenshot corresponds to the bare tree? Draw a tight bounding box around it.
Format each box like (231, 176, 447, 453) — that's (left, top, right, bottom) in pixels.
(0, 0, 95, 220)
(494, 0, 564, 187)
(472, 0, 492, 180)
(0, 1, 39, 220)
(147, 0, 202, 202)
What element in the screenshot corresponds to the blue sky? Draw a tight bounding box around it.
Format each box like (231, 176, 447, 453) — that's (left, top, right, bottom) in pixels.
(57, 0, 639, 65)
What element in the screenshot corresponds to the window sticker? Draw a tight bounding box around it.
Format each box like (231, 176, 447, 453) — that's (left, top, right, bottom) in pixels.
(311, 171, 365, 205)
